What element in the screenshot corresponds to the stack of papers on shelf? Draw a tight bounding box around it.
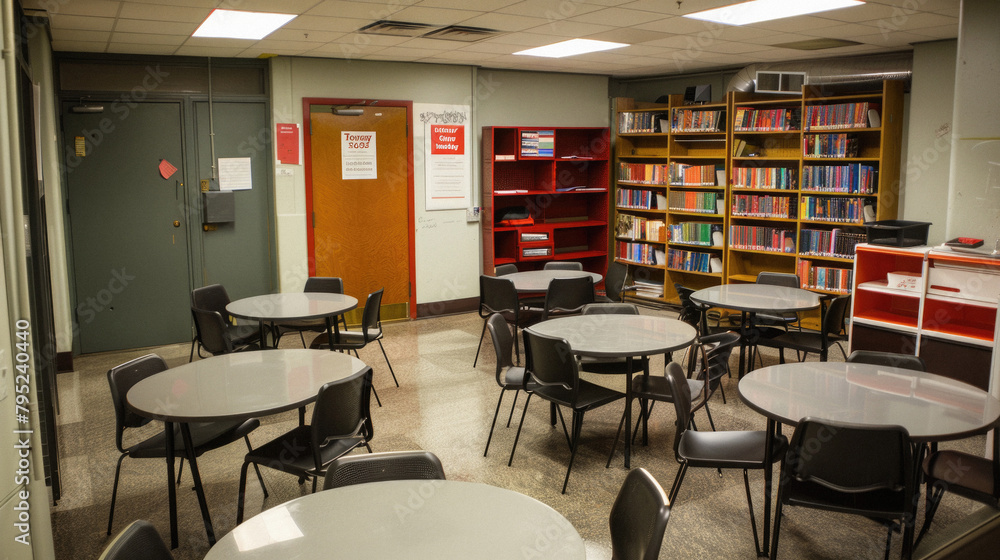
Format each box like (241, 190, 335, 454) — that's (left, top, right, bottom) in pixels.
(633, 280, 663, 298)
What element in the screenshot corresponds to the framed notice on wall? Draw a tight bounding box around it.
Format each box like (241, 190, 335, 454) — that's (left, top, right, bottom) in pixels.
(418, 104, 471, 211)
(341, 131, 377, 180)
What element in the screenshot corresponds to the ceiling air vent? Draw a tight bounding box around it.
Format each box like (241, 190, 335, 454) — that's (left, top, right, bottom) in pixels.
(358, 20, 436, 37)
(755, 71, 807, 94)
(421, 25, 502, 42)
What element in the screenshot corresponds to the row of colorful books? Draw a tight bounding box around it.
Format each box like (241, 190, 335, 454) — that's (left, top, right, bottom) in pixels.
(801, 163, 877, 193)
(800, 196, 869, 223)
(731, 166, 797, 190)
(668, 191, 721, 214)
(666, 249, 717, 273)
(799, 228, 866, 258)
(729, 225, 796, 253)
(802, 133, 860, 158)
(618, 162, 670, 185)
(798, 260, 853, 293)
(669, 163, 720, 186)
(671, 109, 724, 133)
(732, 106, 801, 132)
(804, 102, 880, 131)
(668, 222, 723, 246)
(615, 214, 665, 241)
(731, 194, 796, 219)
(618, 111, 667, 134)
(616, 241, 664, 265)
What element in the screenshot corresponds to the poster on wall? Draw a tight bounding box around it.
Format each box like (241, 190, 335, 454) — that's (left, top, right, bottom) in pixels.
(341, 131, 377, 179)
(418, 105, 471, 210)
(275, 122, 302, 165)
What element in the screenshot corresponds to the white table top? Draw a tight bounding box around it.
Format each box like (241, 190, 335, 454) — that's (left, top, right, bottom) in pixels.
(127, 349, 367, 423)
(226, 293, 358, 322)
(204, 480, 586, 560)
(739, 362, 1000, 442)
(503, 270, 603, 293)
(690, 284, 820, 314)
(528, 314, 696, 358)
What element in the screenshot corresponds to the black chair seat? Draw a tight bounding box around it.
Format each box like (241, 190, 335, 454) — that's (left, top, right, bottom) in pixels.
(127, 419, 259, 459)
(224, 324, 261, 347)
(502, 365, 526, 387)
(245, 424, 367, 475)
(924, 450, 995, 497)
(678, 430, 788, 469)
(631, 374, 703, 401)
(781, 480, 911, 519)
(531, 380, 623, 412)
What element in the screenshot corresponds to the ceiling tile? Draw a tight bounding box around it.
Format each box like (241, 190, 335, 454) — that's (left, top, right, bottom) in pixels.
(50, 29, 111, 42)
(523, 20, 615, 38)
(173, 44, 246, 57)
(49, 14, 115, 31)
(107, 43, 180, 56)
(305, 0, 407, 19)
(117, 2, 211, 23)
(569, 7, 669, 27)
(266, 28, 344, 43)
(36, 0, 121, 18)
(496, 0, 604, 19)
(389, 6, 484, 25)
(113, 18, 197, 35)
(110, 32, 186, 45)
(458, 13, 554, 32)
(285, 16, 370, 33)
(51, 40, 108, 52)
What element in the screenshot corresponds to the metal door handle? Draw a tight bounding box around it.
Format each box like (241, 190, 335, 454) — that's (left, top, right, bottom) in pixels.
(173, 220, 181, 227)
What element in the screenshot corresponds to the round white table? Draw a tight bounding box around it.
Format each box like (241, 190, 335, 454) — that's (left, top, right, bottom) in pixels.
(204, 480, 586, 560)
(503, 270, 603, 293)
(739, 361, 1000, 556)
(127, 349, 367, 547)
(528, 314, 697, 468)
(227, 292, 358, 348)
(690, 283, 820, 377)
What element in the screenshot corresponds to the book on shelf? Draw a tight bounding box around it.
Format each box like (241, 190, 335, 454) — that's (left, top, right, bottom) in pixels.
(710, 256, 723, 273)
(733, 139, 759, 157)
(868, 109, 881, 128)
(716, 169, 726, 187)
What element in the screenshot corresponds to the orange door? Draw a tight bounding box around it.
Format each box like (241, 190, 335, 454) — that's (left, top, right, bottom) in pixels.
(308, 104, 412, 321)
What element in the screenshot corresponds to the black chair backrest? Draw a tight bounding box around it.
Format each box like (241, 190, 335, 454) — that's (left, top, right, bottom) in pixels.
(99, 520, 173, 560)
(495, 264, 518, 276)
(107, 354, 168, 453)
(191, 284, 231, 317)
(486, 313, 515, 371)
(609, 467, 671, 560)
(582, 302, 639, 315)
(522, 329, 578, 395)
(310, 367, 374, 469)
(756, 271, 800, 288)
(191, 308, 233, 355)
(822, 295, 851, 339)
(359, 288, 385, 340)
(304, 276, 344, 294)
(543, 276, 595, 319)
(664, 362, 693, 458)
(786, 417, 912, 496)
(479, 275, 519, 317)
(322, 450, 445, 490)
(673, 283, 703, 331)
(604, 261, 629, 302)
(544, 261, 583, 271)
(697, 331, 740, 389)
(847, 350, 926, 371)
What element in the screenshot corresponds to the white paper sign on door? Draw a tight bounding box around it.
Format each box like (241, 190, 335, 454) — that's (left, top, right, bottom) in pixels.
(341, 131, 377, 180)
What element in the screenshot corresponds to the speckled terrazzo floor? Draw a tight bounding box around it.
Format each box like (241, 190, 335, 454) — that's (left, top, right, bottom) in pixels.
(48, 307, 988, 559)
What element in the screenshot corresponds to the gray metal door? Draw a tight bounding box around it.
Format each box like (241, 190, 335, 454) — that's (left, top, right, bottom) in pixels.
(63, 101, 192, 353)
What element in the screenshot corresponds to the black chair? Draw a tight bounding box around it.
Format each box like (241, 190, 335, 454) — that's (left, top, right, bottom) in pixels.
(771, 418, 915, 560)
(99, 520, 172, 560)
(664, 362, 787, 557)
(578, 303, 648, 376)
(917, 424, 1000, 547)
(609, 467, 671, 560)
(310, 288, 398, 389)
(495, 263, 518, 276)
(483, 313, 529, 457)
(107, 354, 264, 536)
(755, 294, 851, 363)
(322, 450, 445, 490)
(508, 329, 624, 493)
(274, 277, 348, 347)
(473, 275, 538, 367)
(191, 308, 258, 356)
(596, 261, 633, 303)
(542, 275, 595, 320)
(847, 350, 927, 371)
(190, 284, 261, 360)
(236, 367, 374, 523)
(755, 271, 802, 330)
(674, 283, 717, 335)
(544, 261, 583, 271)
(607, 332, 741, 467)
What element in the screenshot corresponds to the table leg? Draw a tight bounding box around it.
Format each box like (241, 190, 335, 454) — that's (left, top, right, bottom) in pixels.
(179, 423, 216, 546)
(738, 311, 749, 378)
(761, 417, 777, 557)
(165, 421, 178, 549)
(258, 319, 267, 349)
(625, 357, 633, 469)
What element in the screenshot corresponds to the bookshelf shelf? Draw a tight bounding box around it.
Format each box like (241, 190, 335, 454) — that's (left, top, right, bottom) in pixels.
(483, 126, 610, 277)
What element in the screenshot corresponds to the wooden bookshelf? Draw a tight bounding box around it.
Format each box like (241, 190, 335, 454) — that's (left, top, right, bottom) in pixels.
(482, 126, 610, 278)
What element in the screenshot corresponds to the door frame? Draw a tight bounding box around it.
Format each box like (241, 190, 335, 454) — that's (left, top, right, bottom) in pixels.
(302, 97, 417, 319)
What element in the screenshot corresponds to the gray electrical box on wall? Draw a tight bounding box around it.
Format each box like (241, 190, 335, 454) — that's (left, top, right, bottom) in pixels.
(203, 191, 235, 224)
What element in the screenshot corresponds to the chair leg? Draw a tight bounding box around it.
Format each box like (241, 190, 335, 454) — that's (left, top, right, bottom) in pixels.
(743, 469, 763, 557)
(485, 389, 506, 457)
(561, 411, 584, 494)
(883, 523, 893, 560)
(106, 454, 127, 535)
(176, 457, 185, 485)
(770, 488, 785, 560)
(244, 436, 267, 497)
(915, 483, 945, 547)
(298, 331, 306, 348)
(606, 405, 629, 469)
(189, 338, 197, 362)
(667, 462, 688, 505)
(236, 461, 251, 524)
(376, 339, 398, 387)
(473, 318, 488, 367)
(371, 384, 382, 407)
(718, 382, 727, 404)
(508, 394, 533, 467)
(506, 391, 520, 427)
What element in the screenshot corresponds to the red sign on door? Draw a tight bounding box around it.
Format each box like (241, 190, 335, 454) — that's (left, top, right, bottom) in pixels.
(430, 125, 464, 155)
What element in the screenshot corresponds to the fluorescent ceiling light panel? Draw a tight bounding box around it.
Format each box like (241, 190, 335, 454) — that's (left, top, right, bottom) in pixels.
(514, 38, 628, 58)
(193, 9, 296, 40)
(684, 0, 864, 26)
